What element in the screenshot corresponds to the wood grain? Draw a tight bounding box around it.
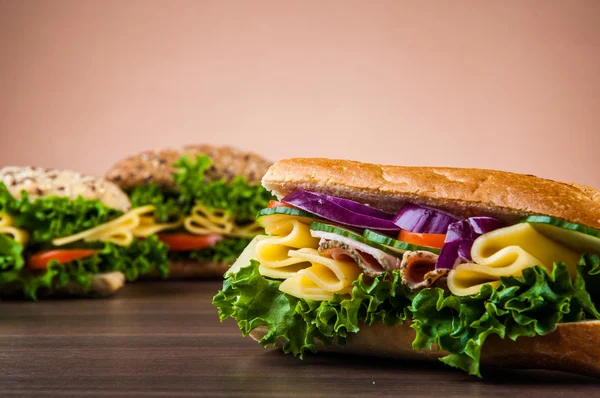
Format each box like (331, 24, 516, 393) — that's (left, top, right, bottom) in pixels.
(1, 281, 599, 397)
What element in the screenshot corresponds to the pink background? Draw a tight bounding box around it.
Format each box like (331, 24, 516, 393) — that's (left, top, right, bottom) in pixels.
(0, 0, 599, 188)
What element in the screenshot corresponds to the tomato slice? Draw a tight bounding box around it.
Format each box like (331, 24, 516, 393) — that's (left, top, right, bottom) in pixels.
(157, 233, 221, 251)
(398, 230, 446, 249)
(267, 200, 296, 209)
(28, 249, 99, 270)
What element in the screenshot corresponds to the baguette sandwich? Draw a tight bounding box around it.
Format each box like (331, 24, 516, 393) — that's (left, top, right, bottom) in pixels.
(0, 166, 169, 299)
(105, 145, 273, 278)
(214, 158, 600, 377)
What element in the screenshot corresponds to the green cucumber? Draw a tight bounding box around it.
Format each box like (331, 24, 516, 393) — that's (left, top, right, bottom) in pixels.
(309, 222, 403, 258)
(255, 207, 318, 228)
(309, 222, 365, 242)
(362, 229, 441, 254)
(522, 215, 600, 254)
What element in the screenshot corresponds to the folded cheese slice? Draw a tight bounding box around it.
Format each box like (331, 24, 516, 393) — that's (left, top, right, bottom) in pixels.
(255, 218, 319, 272)
(0, 213, 28, 245)
(447, 223, 581, 296)
(279, 248, 360, 301)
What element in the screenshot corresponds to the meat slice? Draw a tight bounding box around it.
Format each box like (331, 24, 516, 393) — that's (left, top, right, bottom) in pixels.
(400, 251, 448, 291)
(312, 231, 402, 278)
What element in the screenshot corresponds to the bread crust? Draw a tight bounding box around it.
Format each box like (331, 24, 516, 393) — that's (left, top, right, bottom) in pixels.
(262, 158, 600, 229)
(141, 259, 229, 279)
(0, 271, 125, 299)
(250, 319, 600, 377)
(105, 144, 272, 191)
(0, 166, 131, 212)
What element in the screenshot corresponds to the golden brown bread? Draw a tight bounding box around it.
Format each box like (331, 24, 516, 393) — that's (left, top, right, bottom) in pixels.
(58, 271, 126, 297)
(262, 158, 600, 229)
(105, 144, 272, 191)
(0, 166, 131, 212)
(141, 259, 229, 279)
(0, 271, 125, 299)
(250, 319, 600, 377)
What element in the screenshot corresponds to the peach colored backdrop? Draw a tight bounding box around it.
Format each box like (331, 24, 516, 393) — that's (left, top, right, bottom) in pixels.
(0, 0, 599, 188)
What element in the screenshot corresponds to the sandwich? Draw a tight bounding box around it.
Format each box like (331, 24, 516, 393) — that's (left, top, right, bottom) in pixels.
(213, 158, 600, 377)
(0, 166, 169, 299)
(105, 145, 273, 278)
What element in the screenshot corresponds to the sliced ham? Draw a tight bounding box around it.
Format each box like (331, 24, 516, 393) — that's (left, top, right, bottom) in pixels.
(311, 230, 402, 278)
(400, 251, 448, 290)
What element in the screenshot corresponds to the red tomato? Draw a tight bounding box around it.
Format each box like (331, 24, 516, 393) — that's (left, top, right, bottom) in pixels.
(267, 200, 296, 209)
(398, 230, 446, 249)
(28, 249, 99, 270)
(157, 233, 221, 251)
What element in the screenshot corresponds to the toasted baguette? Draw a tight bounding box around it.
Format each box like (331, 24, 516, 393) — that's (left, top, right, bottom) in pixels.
(250, 319, 600, 377)
(262, 158, 600, 230)
(0, 166, 131, 212)
(105, 144, 272, 191)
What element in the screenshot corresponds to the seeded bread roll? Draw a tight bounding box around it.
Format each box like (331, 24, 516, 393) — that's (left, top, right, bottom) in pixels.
(0, 166, 131, 213)
(250, 320, 600, 378)
(262, 158, 600, 229)
(105, 144, 272, 191)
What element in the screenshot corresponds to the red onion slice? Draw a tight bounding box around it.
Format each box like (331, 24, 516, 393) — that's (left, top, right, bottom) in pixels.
(282, 189, 399, 231)
(436, 217, 503, 270)
(393, 204, 460, 234)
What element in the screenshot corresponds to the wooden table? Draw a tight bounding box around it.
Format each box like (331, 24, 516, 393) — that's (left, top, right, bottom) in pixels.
(1, 281, 599, 397)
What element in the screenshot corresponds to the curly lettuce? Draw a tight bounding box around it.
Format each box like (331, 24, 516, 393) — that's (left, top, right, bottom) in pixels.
(0, 233, 25, 272)
(0, 183, 122, 244)
(129, 184, 182, 223)
(1, 236, 168, 300)
(213, 260, 411, 357)
(410, 257, 600, 377)
(130, 155, 273, 223)
(213, 254, 600, 376)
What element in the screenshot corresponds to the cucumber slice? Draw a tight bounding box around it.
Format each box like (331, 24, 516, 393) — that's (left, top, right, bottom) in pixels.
(256, 207, 318, 228)
(309, 222, 365, 242)
(309, 222, 403, 258)
(362, 229, 441, 254)
(521, 215, 600, 254)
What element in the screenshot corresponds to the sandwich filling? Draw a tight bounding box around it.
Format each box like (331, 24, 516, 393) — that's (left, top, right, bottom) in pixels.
(214, 190, 600, 377)
(127, 155, 273, 267)
(0, 184, 168, 299)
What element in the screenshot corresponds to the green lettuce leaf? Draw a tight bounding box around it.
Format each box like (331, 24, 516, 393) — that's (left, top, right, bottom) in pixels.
(130, 155, 273, 222)
(214, 255, 600, 377)
(0, 183, 122, 244)
(1, 236, 168, 300)
(97, 235, 169, 281)
(0, 266, 60, 300)
(573, 253, 600, 319)
(169, 237, 253, 264)
(410, 256, 600, 377)
(129, 184, 182, 223)
(176, 155, 274, 221)
(0, 233, 25, 272)
(213, 260, 410, 358)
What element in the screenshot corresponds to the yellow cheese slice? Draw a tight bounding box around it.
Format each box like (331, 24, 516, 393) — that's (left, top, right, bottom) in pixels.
(448, 223, 581, 296)
(184, 202, 262, 238)
(52, 205, 156, 247)
(0, 213, 29, 245)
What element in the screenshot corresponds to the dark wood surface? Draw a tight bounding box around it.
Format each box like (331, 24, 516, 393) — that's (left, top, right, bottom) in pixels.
(1, 281, 599, 397)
